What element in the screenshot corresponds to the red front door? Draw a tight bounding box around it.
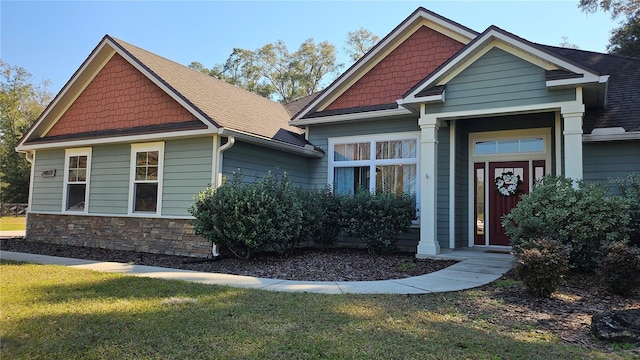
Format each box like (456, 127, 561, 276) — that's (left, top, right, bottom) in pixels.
(488, 161, 530, 246)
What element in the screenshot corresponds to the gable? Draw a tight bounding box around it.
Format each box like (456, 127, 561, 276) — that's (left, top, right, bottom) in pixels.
(45, 53, 197, 138)
(424, 47, 576, 114)
(324, 26, 465, 111)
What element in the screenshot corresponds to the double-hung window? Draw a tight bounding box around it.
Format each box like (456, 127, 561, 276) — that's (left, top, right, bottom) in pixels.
(329, 133, 419, 198)
(63, 148, 92, 212)
(129, 142, 164, 215)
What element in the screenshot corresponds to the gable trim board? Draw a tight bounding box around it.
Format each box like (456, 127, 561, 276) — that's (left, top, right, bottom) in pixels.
(401, 26, 606, 106)
(290, 7, 477, 123)
(19, 7, 639, 259)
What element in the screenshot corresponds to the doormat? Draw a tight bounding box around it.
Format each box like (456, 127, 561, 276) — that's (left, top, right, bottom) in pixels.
(484, 249, 512, 254)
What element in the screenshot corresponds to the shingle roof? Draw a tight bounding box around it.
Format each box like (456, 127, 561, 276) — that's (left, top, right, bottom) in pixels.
(541, 45, 640, 133)
(109, 36, 305, 144)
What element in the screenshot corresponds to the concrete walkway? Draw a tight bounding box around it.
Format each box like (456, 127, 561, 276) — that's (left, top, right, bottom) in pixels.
(0, 248, 513, 294)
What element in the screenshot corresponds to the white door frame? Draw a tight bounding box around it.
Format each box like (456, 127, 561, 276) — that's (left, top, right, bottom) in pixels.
(467, 128, 553, 247)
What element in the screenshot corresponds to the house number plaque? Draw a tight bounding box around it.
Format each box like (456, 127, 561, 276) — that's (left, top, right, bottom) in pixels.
(41, 169, 56, 177)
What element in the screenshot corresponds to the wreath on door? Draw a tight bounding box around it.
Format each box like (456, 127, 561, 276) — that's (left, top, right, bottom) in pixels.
(495, 171, 522, 197)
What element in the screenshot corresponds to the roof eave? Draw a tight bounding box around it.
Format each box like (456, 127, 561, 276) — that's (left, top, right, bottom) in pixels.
(220, 129, 323, 158)
(16, 128, 218, 152)
(291, 107, 414, 126)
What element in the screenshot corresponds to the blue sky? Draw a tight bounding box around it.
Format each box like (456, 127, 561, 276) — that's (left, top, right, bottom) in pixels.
(1, 1, 616, 95)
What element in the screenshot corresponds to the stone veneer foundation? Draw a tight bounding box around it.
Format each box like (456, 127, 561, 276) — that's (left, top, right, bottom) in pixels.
(26, 213, 211, 258)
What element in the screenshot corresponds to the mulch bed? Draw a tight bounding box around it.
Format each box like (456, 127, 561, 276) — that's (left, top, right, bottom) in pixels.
(0, 238, 457, 281)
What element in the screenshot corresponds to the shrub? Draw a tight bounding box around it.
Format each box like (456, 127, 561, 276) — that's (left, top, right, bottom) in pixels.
(338, 190, 416, 253)
(189, 172, 302, 259)
(502, 176, 630, 271)
(513, 238, 570, 298)
(597, 241, 640, 296)
(297, 187, 341, 249)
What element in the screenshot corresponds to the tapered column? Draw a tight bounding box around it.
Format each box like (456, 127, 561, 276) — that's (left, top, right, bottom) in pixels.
(562, 105, 584, 181)
(417, 112, 440, 257)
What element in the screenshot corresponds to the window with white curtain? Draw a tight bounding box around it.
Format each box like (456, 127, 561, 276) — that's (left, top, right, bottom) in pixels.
(329, 134, 418, 197)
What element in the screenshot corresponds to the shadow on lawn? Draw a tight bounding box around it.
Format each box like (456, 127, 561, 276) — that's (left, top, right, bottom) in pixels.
(2, 269, 617, 360)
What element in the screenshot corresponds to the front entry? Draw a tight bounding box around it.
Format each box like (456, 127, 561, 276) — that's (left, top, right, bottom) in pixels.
(489, 161, 529, 245)
(474, 160, 546, 246)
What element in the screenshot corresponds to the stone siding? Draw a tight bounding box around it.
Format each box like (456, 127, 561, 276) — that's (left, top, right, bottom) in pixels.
(26, 213, 211, 258)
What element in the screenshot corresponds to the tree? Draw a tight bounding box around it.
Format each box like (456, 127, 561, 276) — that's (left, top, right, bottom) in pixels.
(559, 36, 580, 49)
(579, 0, 640, 56)
(191, 29, 379, 103)
(345, 28, 380, 62)
(191, 39, 339, 103)
(0, 60, 51, 203)
(607, 13, 640, 56)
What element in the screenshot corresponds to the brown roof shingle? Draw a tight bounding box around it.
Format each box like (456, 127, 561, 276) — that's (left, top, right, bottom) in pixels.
(110, 36, 304, 141)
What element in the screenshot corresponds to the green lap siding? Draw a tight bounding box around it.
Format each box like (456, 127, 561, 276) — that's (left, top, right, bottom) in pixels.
(30, 137, 214, 217)
(222, 140, 310, 188)
(454, 125, 469, 248)
(31, 149, 65, 212)
(583, 141, 640, 190)
(89, 144, 130, 214)
(427, 48, 575, 114)
(162, 137, 213, 216)
(437, 127, 450, 248)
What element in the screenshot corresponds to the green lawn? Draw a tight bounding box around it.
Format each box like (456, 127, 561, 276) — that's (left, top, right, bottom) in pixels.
(1, 261, 633, 360)
(0, 216, 26, 231)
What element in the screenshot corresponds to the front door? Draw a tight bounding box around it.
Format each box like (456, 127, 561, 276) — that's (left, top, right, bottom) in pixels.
(488, 161, 529, 245)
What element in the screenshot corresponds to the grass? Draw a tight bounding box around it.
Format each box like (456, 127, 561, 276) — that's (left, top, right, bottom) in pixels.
(1, 261, 635, 360)
(0, 216, 26, 231)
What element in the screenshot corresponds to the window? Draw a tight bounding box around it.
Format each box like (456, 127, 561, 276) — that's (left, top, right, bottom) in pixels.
(129, 143, 164, 215)
(63, 148, 92, 212)
(329, 134, 418, 197)
(474, 137, 544, 155)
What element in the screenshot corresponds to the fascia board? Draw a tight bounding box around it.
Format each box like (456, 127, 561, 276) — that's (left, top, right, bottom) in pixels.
(291, 107, 413, 126)
(16, 128, 217, 152)
(19, 37, 219, 150)
(220, 129, 323, 158)
(17, 40, 115, 148)
(546, 74, 610, 89)
(583, 132, 640, 142)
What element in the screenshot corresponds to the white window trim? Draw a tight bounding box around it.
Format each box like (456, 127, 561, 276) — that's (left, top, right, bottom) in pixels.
(128, 142, 164, 216)
(328, 131, 421, 223)
(62, 147, 92, 214)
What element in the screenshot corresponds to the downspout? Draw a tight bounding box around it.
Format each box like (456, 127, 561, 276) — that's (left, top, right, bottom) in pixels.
(216, 135, 235, 187)
(24, 151, 35, 238)
(210, 135, 235, 258)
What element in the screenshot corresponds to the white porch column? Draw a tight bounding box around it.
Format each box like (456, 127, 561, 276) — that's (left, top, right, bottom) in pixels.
(561, 104, 585, 180)
(417, 111, 440, 257)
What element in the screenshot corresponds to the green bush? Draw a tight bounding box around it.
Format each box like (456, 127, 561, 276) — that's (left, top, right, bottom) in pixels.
(502, 176, 630, 271)
(617, 174, 640, 246)
(597, 241, 640, 296)
(513, 238, 570, 298)
(338, 190, 416, 253)
(189, 172, 302, 259)
(297, 187, 341, 249)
